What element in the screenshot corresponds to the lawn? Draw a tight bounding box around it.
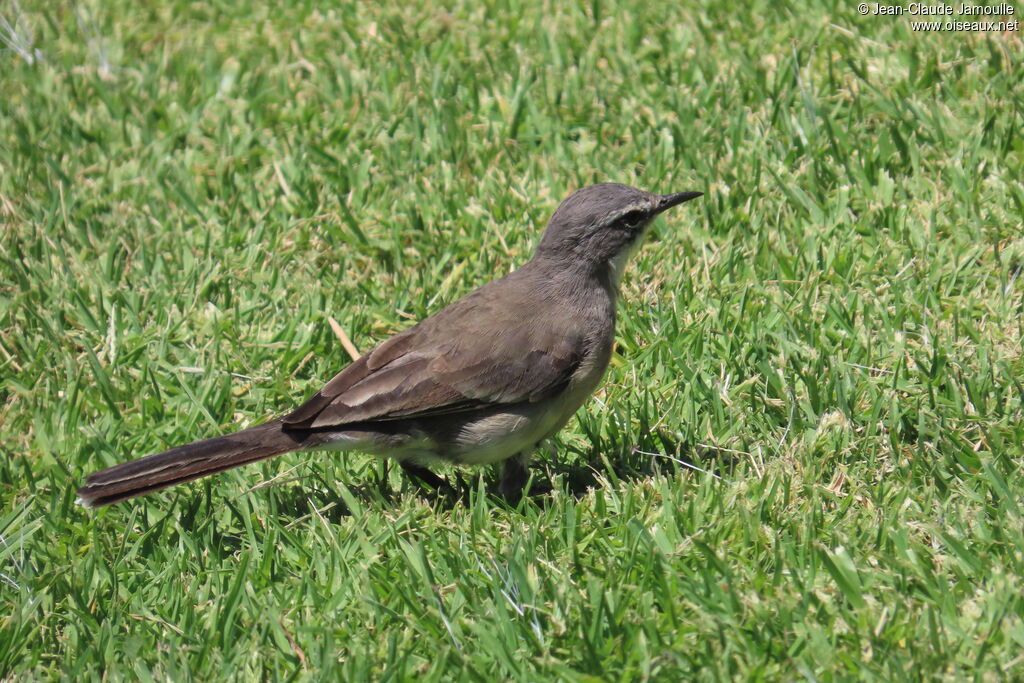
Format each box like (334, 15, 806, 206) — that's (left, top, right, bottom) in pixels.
(2, 0, 1022, 679)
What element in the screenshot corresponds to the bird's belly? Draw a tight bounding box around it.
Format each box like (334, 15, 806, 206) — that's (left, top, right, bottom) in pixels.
(329, 404, 566, 466)
(447, 403, 568, 465)
(449, 365, 608, 465)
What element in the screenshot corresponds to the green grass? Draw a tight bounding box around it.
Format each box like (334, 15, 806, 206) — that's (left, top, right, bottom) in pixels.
(2, 0, 1023, 678)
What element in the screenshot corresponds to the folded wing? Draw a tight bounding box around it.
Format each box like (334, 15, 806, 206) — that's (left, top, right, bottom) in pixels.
(282, 290, 582, 430)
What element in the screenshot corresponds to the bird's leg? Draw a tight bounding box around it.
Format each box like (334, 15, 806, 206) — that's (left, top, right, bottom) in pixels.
(399, 460, 455, 496)
(498, 453, 531, 503)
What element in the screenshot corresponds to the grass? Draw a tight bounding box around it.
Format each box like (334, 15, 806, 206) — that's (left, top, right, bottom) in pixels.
(1, 0, 1023, 678)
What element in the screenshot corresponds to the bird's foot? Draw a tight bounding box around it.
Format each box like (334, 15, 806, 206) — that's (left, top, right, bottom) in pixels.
(399, 461, 457, 499)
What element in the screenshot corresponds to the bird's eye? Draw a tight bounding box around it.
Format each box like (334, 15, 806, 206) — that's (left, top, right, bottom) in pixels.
(620, 210, 646, 229)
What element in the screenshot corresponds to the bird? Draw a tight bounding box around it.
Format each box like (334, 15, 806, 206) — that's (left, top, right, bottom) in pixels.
(76, 182, 702, 508)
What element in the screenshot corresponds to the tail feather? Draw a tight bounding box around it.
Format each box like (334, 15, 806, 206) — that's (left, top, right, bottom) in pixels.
(76, 419, 308, 507)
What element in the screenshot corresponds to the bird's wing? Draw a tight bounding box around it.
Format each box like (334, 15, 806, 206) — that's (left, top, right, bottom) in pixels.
(282, 292, 583, 430)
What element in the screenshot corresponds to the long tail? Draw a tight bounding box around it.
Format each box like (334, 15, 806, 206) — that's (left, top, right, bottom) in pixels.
(76, 419, 311, 508)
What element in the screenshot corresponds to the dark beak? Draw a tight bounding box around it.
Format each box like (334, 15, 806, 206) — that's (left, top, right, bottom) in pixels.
(654, 191, 703, 215)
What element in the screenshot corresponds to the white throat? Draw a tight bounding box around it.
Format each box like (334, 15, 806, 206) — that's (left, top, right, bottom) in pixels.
(607, 237, 642, 289)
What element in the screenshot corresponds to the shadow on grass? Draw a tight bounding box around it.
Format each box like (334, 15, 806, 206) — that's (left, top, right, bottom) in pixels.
(159, 433, 737, 551)
(533, 431, 739, 503)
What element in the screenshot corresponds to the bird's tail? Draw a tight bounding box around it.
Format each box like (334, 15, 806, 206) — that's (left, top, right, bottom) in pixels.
(76, 419, 310, 508)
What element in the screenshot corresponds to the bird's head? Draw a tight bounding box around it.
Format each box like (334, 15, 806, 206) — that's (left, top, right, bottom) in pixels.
(534, 183, 702, 274)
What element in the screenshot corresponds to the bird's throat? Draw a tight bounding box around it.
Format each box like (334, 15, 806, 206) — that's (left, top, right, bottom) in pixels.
(607, 238, 642, 289)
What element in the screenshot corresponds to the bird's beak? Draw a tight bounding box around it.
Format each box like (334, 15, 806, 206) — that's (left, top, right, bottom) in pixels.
(654, 191, 703, 215)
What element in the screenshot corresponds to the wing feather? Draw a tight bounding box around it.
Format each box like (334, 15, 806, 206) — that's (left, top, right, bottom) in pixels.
(282, 285, 583, 430)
